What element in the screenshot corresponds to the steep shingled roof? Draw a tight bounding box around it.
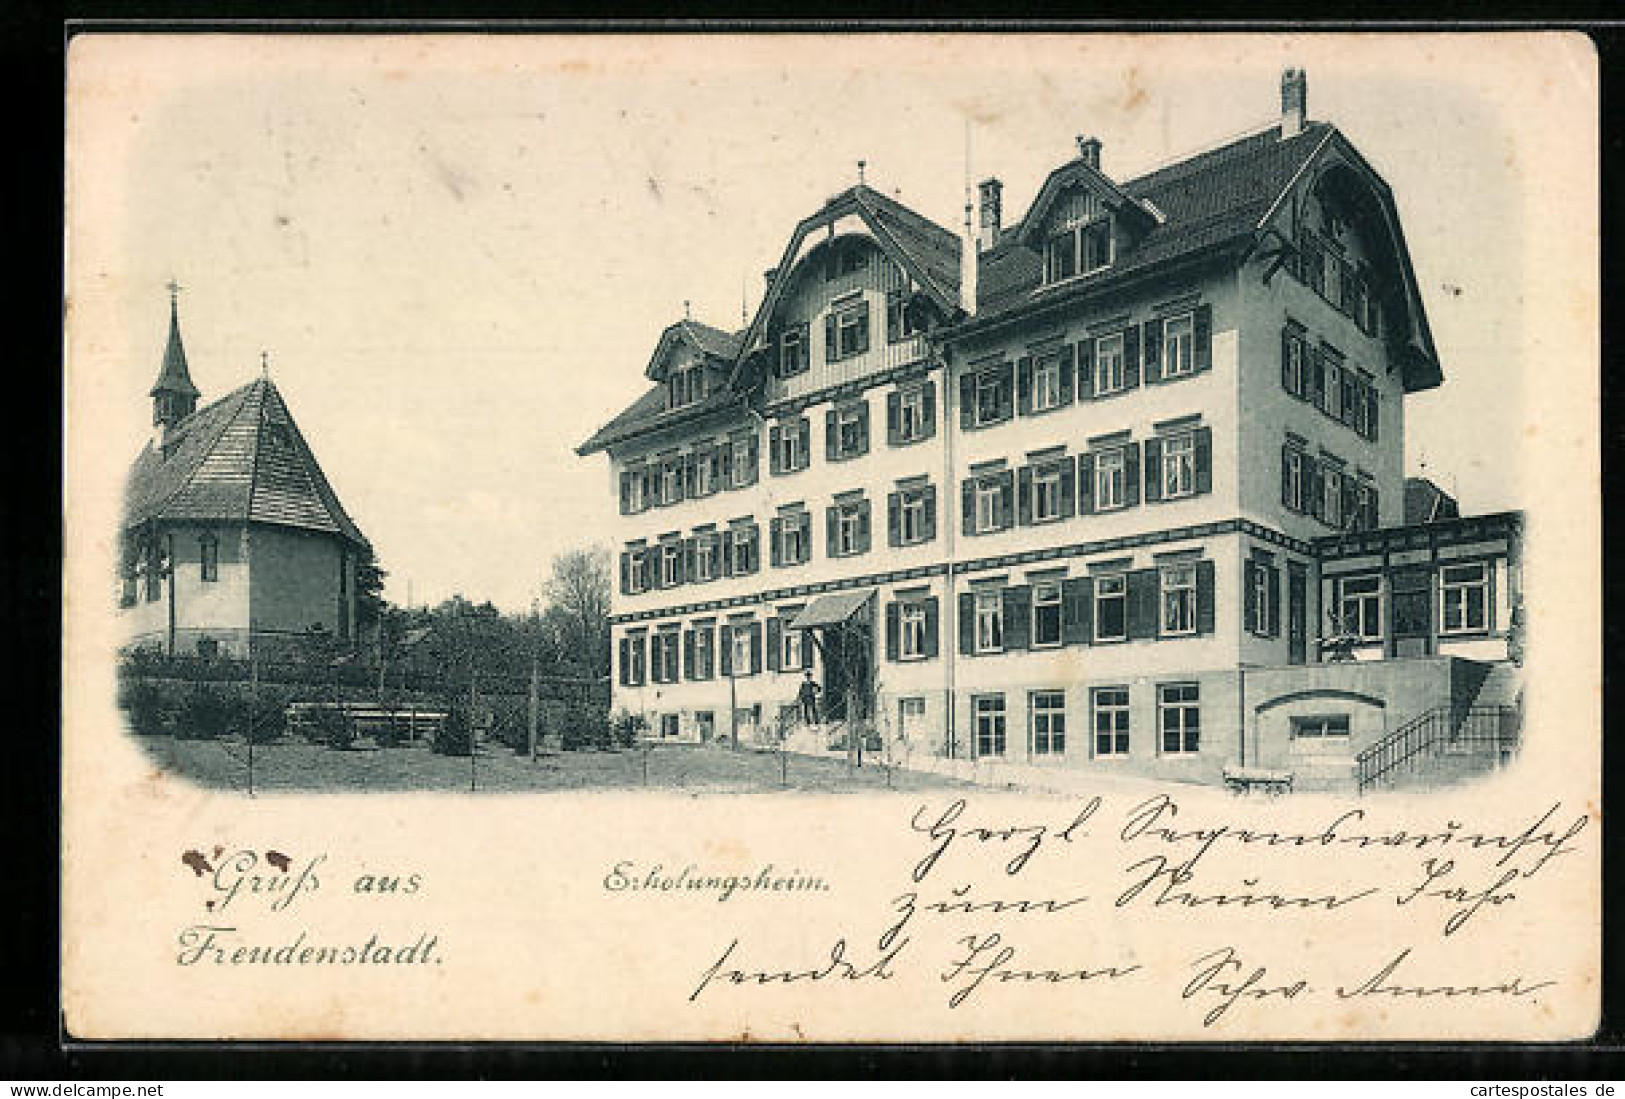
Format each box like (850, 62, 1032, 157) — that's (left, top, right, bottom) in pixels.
(581, 122, 1337, 451)
(149, 300, 201, 400)
(124, 376, 369, 547)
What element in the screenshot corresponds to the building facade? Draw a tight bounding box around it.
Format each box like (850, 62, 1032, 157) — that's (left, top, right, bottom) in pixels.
(578, 71, 1522, 792)
(121, 296, 370, 659)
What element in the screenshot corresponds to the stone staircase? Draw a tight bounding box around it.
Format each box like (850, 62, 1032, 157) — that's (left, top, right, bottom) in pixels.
(1357, 660, 1522, 793)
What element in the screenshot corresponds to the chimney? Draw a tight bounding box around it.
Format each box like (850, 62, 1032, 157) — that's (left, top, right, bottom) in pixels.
(959, 193, 978, 316)
(763, 266, 778, 288)
(1281, 68, 1307, 139)
(1076, 135, 1102, 171)
(976, 178, 1003, 253)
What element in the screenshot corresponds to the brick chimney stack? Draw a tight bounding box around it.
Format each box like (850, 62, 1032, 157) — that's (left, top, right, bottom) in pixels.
(1076, 135, 1102, 170)
(1281, 68, 1307, 139)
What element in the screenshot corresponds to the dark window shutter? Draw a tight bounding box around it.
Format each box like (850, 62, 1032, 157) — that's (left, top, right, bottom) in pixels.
(1077, 339, 1095, 400)
(857, 499, 872, 554)
(959, 372, 975, 430)
(887, 491, 901, 548)
(924, 597, 940, 658)
(770, 517, 784, 567)
(1244, 560, 1259, 633)
(618, 637, 629, 685)
(923, 485, 938, 542)
(1194, 304, 1213, 373)
(749, 621, 763, 675)
(619, 473, 632, 515)
(683, 537, 696, 583)
(1125, 443, 1141, 507)
(885, 602, 900, 662)
(720, 531, 734, 577)
(641, 552, 655, 590)
(619, 552, 630, 595)
(1003, 586, 1032, 651)
(921, 379, 937, 439)
(1128, 568, 1160, 640)
(1368, 388, 1380, 442)
(1016, 355, 1033, 415)
(683, 629, 695, 679)
(1143, 320, 1163, 384)
(1017, 466, 1034, 526)
(1281, 446, 1296, 510)
(769, 424, 783, 474)
(1063, 577, 1093, 645)
(1307, 457, 1325, 521)
(1195, 427, 1213, 495)
(824, 313, 837, 362)
(962, 479, 977, 536)
(1078, 452, 1095, 514)
(1143, 438, 1163, 502)
(1196, 559, 1216, 635)
(683, 453, 696, 498)
(857, 402, 870, 456)
(1267, 564, 1282, 637)
(798, 323, 810, 371)
(1058, 344, 1076, 405)
(998, 470, 1015, 530)
(1367, 486, 1380, 529)
(1124, 326, 1141, 389)
(1312, 347, 1326, 406)
(856, 301, 871, 354)
(744, 434, 759, 485)
(1059, 456, 1077, 519)
(826, 505, 839, 557)
(958, 592, 976, 654)
(825, 409, 838, 461)
(767, 617, 782, 671)
(717, 441, 733, 488)
(1281, 328, 1296, 396)
(886, 390, 900, 445)
(998, 362, 1015, 420)
(1341, 476, 1357, 528)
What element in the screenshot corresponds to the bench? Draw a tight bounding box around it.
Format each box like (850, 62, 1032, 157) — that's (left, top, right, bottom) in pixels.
(286, 702, 448, 741)
(1222, 765, 1295, 796)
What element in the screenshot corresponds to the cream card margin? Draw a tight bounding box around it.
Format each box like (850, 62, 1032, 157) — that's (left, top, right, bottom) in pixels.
(62, 31, 1601, 1042)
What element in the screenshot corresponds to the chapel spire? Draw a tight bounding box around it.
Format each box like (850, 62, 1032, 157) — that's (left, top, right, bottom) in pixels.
(150, 280, 200, 431)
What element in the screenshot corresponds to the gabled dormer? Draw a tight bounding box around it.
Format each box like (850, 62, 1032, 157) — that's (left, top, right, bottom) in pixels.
(645, 319, 743, 411)
(1015, 137, 1161, 289)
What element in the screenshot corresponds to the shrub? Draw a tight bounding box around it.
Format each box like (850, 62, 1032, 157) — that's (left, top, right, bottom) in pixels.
(558, 702, 612, 752)
(118, 676, 175, 737)
(245, 684, 292, 744)
(306, 704, 353, 749)
(175, 682, 246, 740)
(434, 702, 473, 756)
(610, 710, 648, 748)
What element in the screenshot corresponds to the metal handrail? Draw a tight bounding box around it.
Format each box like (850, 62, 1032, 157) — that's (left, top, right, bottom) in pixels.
(1356, 705, 1519, 793)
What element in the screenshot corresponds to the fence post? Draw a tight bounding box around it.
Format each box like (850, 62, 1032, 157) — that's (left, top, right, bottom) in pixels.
(247, 649, 257, 798)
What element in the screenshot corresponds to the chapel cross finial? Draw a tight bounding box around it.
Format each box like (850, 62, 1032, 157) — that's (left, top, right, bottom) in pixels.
(260, 350, 269, 376)
(857, 159, 867, 186)
(166, 279, 183, 306)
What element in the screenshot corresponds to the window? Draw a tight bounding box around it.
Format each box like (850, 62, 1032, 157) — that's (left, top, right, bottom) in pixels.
(782, 627, 806, 671)
(975, 478, 1004, 533)
(693, 627, 714, 678)
(1044, 220, 1112, 283)
(1030, 691, 1066, 756)
(660, 460, 682, 506)
(774, 420, 808, 474)
(1339, 575, 1382, 641)
(669, 364, 705, 408)
(653, 631, 680, 683)
(730, 625, 754, 676)
(1162, 314, 1195, 378)
(900, 603, 928, 660)
(1095, 574, 1127, 641)
(974, 590, 1004, 653)
(199, 533, 219, 583)
(623, 467, 647, 514)
(1160, 564, 1197, 636)
(886, 287, 925, 343)
(1093, 687, 1130, 757)
(1033, 464, 1064, 522)
(1162, 433, 1196, 499)
(833, 301, 870, 360)
(681, 538, 707, 582)
(836, 502, 864, 557)
(975, 370, 1005, 427)
(731, 527, 758, 574)
(897, 386, 927, 443)
(1322, 466, 1344, 528)
(1319, 355, 1343, 420)
(661, 544, 682, 588)
(731, 436, 756, 487)
(1159, 683, 1201, 754)
(837, 407, 865, 457)
(1031, 582, 1063, 648)
(626, 548, 648, 595)
(624, 634, 647, 686)
(900, 489, 928, 545)
(1282, 326, 1306, 397)
(1095, 332, 1126, 395)
(144, 540, 166, 602)
(1096, 448, 1127, 511)
(1250, 563, 1271, 636)
(693, 451, 715, 497)
(1032, 358, 1062, 412)
(779, 515, 809, 566)
(779, 325, 809, 377)
(1292, 715, 1351, 740)
(661, 713, 679, 739)
(1352, 373, 1373, 436)
(1440, 562, 1490, 634)
(1282, 447, 1305, 512)
(973, 694, 1007, 757)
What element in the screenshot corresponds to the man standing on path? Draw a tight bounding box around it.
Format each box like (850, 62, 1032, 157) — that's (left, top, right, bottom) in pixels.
(797, 670, 821, 726)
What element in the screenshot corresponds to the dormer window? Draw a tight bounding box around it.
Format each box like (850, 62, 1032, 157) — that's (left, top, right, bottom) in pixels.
(1043, 218, 1112, 284)
(669, 364, 706, 408)
(825, 298, 871, 362)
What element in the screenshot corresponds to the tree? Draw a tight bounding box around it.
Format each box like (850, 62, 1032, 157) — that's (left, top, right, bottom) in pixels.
(356, 548, 388, 638)
(543, 549, 611, 677)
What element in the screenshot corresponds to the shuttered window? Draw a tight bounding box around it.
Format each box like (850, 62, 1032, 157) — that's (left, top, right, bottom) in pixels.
(974, 590, 1004, 653)
(1160, 564, 1198, 636)
(1031, 582, 1063, 648)
(1094, 574, 1128, 641)
(778, 323, 810, 377)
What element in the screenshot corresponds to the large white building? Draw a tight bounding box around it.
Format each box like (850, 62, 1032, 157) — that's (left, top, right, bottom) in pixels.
(578, 71, 1523, 793)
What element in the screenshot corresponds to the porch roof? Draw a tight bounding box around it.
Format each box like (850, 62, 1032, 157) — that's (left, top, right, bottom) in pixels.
(789, 589, 873, 630)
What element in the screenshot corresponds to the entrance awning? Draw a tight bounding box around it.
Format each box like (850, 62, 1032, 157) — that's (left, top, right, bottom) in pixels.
(789, 589, 873, 630)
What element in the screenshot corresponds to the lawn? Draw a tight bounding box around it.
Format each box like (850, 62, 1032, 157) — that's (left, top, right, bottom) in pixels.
(136, 735, 974, 795)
